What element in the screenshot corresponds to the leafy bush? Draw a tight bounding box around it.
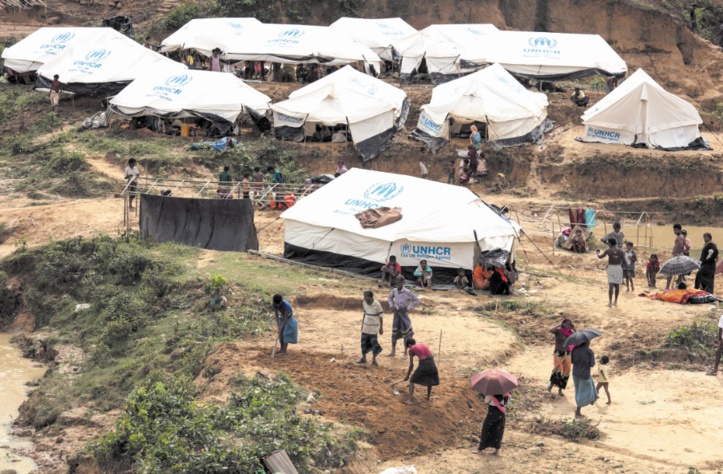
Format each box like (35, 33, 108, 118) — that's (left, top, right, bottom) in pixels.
(664, 318, 719, 362)
(204, 274, 228, 295)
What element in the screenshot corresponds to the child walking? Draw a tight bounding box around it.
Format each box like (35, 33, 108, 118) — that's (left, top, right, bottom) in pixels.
(596, 355, 611, 404)
(623, 241, 637, 292)
(357, 290, 384, 366)
(646, 254, 660, 288)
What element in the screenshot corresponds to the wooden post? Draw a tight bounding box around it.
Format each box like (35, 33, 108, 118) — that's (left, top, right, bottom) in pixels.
(438, 330, 442, 367)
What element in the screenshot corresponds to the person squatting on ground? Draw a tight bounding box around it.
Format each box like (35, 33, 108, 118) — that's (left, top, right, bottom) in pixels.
(402, 338, 439, 404)
(596, 355, 612, 405)
(454, 268, 469, 290)
(571, 87, 589, 107)
(646, 254, 660, 288)
(597, 238, 624, 307)
(489, 266, 511, 295)
(570, 228, 587, 253)
(272, 294, 298, 355)
(571, 341, 598, 418)
(548, 318, 575, 398)
(357, 290, 384, 366)
(623, 241, 637, 292)
(124, 158, 140, 210)
(380, 255, 402, 287)
(706, 313, 723, 376)
(414, 259, 433, 289)
(472, 392, 510, 456)
(387, 275, 420, 358)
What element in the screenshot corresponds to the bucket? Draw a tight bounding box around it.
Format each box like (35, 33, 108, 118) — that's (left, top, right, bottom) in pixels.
(180, 124, 191, 137)
(263, 449, 299, 474)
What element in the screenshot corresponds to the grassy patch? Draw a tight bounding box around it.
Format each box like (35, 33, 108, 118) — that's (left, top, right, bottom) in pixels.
(92, 374, 361, 472)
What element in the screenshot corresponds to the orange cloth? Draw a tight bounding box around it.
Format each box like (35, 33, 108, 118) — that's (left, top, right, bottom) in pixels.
(641, 288, 706, 304)
(553, 352, 572, 376)
(473, 266, 491, 290)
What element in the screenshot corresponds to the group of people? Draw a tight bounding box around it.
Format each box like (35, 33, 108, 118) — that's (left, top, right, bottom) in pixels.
(445, 128, 488, 186)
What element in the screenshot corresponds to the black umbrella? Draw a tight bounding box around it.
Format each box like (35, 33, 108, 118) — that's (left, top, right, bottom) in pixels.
(564, 329, 603, 347)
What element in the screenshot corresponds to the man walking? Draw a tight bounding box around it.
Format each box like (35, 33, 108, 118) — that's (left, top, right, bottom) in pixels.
(596, 238, 624, 307)
(387, 275, 420, 358)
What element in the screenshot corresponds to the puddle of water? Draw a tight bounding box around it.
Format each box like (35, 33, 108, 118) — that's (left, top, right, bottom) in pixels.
(0, 333, 46, 473)
(614, 225, 723, 253)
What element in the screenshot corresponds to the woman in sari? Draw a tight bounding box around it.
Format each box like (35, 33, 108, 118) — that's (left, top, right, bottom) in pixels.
(547, 319, 575, 398)
(472, 392, 510, 456)
(695, 233, 718, 294)
(571, 341, 598, 418)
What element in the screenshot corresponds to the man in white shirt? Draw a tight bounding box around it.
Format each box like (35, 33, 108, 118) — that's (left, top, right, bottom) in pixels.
(124, 158, 140, 210)
(706, 314, 723, 376)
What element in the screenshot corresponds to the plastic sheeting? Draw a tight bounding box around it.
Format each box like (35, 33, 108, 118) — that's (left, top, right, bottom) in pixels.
(160, 18, 262, 58)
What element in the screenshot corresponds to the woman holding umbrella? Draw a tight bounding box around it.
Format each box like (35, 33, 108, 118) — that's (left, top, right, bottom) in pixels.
(569, 329, 602, 418)
(470, 369, 518, 456)
(695, 233, 718, 294)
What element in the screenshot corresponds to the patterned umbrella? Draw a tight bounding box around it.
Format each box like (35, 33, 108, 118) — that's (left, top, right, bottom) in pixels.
(470, 369, 518, 396)
(659, 256, 701, 276)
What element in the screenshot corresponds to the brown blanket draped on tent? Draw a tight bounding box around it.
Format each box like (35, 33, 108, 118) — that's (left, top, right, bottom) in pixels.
(355, 207, 403, 229)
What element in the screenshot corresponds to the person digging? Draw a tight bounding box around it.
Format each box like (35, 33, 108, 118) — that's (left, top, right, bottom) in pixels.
(402, 338, 439, 405)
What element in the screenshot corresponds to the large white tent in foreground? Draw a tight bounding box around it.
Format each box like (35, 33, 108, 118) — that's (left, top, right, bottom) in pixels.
(109, 68, 271, 132)
(35, 28, 184, 96)
(412, 63, 551, 151)
(581, 69, 709, 150)
(159, 18, 263, 58)
(2, 27, 112, 74)
(281, 168, 520, 277)
(271, 65, 408, 161)
(330, 17, 417, 61)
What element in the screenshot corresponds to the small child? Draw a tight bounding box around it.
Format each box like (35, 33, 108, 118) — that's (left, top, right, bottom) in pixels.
(454, 268, 469, 289)
(596, 355, 611, 404)
(646, 254, 660, 288)
(357, 290, 384, 366)
(623, 241, 637, 292)
(478, 152, 488, 177)
(241, 172, 251, 199)
(447, 159, 456, 184)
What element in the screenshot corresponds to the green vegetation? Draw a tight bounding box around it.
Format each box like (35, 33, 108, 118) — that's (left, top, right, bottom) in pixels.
(93, 374, 360, 472)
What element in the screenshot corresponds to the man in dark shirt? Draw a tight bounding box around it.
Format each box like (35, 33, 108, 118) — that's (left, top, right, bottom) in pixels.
(571, 341, 597, 418)
(50, 74, 62, 110)
(596, 238, 624, 307)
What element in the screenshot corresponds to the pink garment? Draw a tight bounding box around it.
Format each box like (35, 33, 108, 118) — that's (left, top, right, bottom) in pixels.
(490, 393, 511, 413)
(409, 343, 432, 359)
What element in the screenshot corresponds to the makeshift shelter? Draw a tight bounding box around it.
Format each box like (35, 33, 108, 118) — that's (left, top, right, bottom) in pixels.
(109, 68, 271, 134)
(412, 63, 551, 151)
(2, 27, 111, 74)
(330, 17, 417, 61)
(35, 28, 185, 97)
(581, 69, 709, 150)
(462, 31, 627, 80)
(392, 24, 499, 83)
(219, 23, 381, 70)
(281, 169, 520, 279)
(271, 65, 408, 160)
(160, 18, 262, 58)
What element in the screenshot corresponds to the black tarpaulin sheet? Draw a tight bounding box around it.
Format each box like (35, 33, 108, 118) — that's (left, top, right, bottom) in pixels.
(140, 194, 259, 252)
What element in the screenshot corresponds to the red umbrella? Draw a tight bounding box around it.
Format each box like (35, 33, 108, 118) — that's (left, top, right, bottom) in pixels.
(470, 369, 518, 395)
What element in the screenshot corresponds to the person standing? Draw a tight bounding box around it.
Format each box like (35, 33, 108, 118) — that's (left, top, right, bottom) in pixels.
(357, 290, 384, 366)
(472, 392, 510, 456)
(666, 223, 686, 289)
(272, 294, 298, 355)
(596, 355, 612, 405)
(597, 238, 624, 307)
(547, 318, 575, 398)
(402, 338, 439, 404)
(50, 74, 62, 110)
(209, 48, 222, 72)
(695, 233, 718, 294)
(646, 254, 660, 288)
(387, 275, 420, 358)
(124, 158, 140, 210)
(682, 230, 692, 256)
(571, 341, 598, 418)
(241, 173, 251, 199)
(706, 313, 723, 376)
(623, 241, 637, 292)
(251, 166, 265, 201)
(601, 222, 624, 249)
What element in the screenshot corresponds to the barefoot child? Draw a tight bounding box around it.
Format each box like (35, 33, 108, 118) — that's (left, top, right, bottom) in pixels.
(646, 254, 660, 288)
(357, 290, 384, 366)
(596, 355, 611, 404)
(454, 267, 469, 290)
(623, 241, 637, 292)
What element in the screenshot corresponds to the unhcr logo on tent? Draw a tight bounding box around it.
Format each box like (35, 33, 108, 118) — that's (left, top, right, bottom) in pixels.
(52, 32, 75, 43)
(72, 49, 111, 70)
(152, 74, 193, 99)
(399, 243, 453, 261)
(524, 36, 561, 57)
(166, 74, 192, 87)
(586, 127, 621, 142)
(228, 22, 245, 30)
(364, 182, 404, 202)
(467, 27, 487, 36)
(40, 31, 75, 53)
(269, 28, 305, 46)
(419, 114, 443, 135)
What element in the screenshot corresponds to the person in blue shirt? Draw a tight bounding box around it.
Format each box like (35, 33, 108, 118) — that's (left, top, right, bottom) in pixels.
(469, 125, 482, 150)
(272, 294, 298, 354)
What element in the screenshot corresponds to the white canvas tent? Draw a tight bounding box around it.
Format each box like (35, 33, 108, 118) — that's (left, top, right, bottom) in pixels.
(281, 168, 520, 277)
(330, 17, 417, 62)
(581, 69, 708, 150)
(462, 31, 627, 80)
(271, 65, 408, 161)
(160, 18, 262, 58)
(109, 68, 271, 129)
(35, 28, 184, 96)
(219, 23, 381, 69)
(392, 24, 499, 83)
(412, 64, 551, 151)
(2, 27, 112, 74)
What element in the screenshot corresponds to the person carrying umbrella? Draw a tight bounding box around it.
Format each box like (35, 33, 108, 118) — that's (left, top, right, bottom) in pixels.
(470, 369, 518, 456)
(402, 338, 439, 404)
(547, 318, 576, 398)
(596, 238, 624, 307)
(568, 329, 602, 418)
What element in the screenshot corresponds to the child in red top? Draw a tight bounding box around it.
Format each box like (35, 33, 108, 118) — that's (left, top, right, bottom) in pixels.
(403, 338, 439, 404)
